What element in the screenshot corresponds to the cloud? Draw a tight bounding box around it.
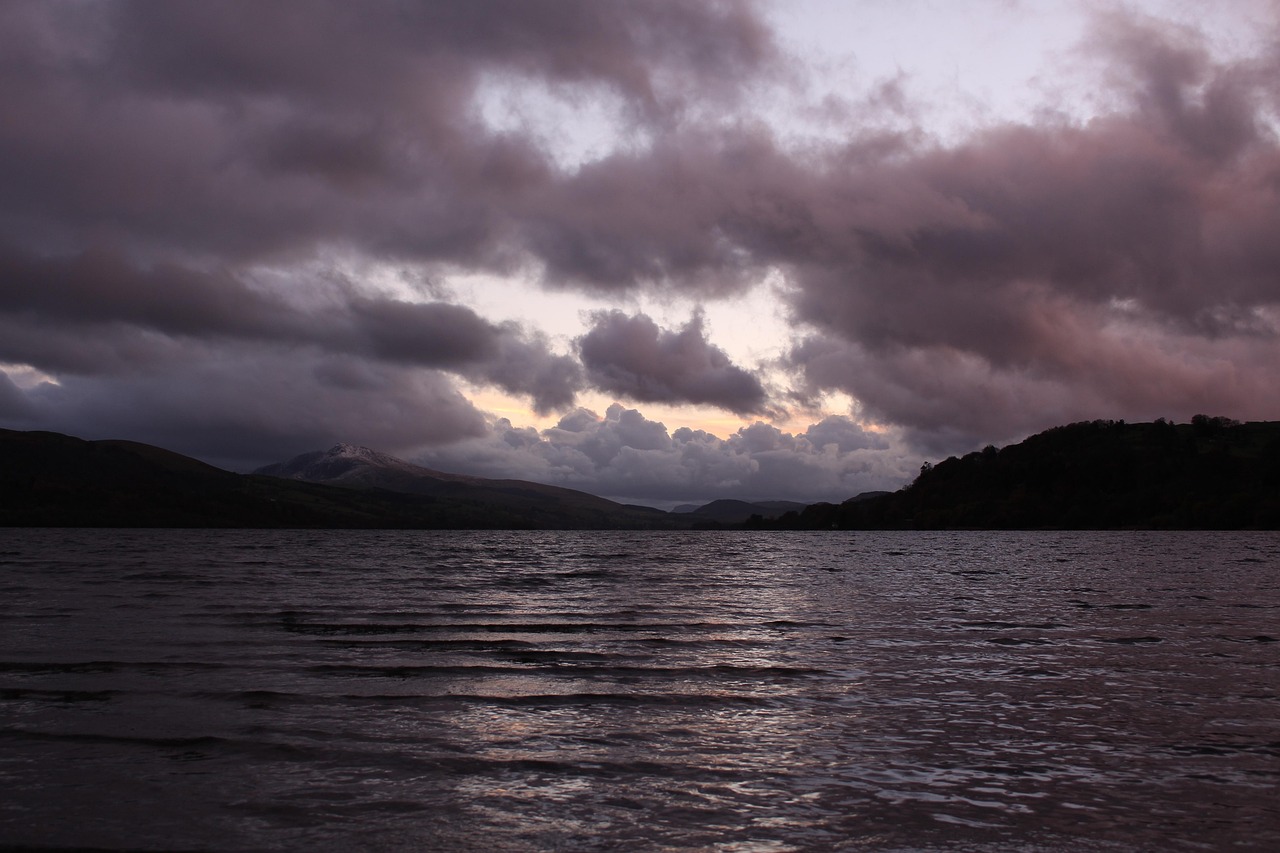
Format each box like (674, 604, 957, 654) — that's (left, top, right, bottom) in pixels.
(578, 310, 770, 414)
(0, 243, 583, 411)
(770, 14, 1280, 449)
(520, 9, 1280, 452)
(0, 1, 779, 476)
(0, 242, 583, 465)
(0, 0, 777, 266)
(0, 369, 33, 421)
(10, 347, 488, 472)
(414, 403, 907, 506)
(0, 243, 290, 342)
(1090, 9, 1263, 163)
(478, 329, 584, 415)
(4, 0, 1280, 486)
(349, 298, 502, 366)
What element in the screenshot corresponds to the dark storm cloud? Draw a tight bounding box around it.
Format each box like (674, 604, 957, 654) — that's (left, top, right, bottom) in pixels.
(0, 244, 580, 399)
(0, 242, 582, 456)
(0, 0, 775, 265)
(14, 348, 489, 472)
(0, 371, 32, 420)
(578, 311, 770, 415)
(348, 298, 501, 366)
(480, 331, 583, 415)
(111, 0, 773, 110)
(415, 404, 907, 506)
(522, 134, 769, 291)
(1093, 10, 1263, 164)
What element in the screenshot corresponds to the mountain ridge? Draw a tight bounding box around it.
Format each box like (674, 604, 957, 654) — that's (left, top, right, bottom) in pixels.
(8, 418, 1278, 529)
(252, 443, 664, 519)
(254, 443, 481, 486)
(0, 429, 677, 529)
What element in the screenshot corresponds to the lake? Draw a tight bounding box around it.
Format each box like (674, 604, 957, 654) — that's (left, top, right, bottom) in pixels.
(2, 529, 1278, 851)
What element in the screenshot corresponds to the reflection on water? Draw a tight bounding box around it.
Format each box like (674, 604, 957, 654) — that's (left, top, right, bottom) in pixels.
(1, 529, 1278, 850)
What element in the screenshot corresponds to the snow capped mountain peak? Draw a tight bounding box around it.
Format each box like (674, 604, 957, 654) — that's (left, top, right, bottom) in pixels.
(328, 442, 362, 454)
(325, 443, 395, 465)
(254, 441, 463, 484)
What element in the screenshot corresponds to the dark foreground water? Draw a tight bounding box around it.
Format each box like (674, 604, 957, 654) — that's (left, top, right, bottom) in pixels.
(1, 530, 1278, 852)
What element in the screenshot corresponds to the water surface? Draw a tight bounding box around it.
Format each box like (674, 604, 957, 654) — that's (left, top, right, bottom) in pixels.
(2, 529, 1278, 850)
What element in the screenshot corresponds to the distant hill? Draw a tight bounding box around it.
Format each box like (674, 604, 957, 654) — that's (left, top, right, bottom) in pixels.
(0, 430, 677, 529)
(784, 417, 1280, 529)
(675, 499, 810, 526)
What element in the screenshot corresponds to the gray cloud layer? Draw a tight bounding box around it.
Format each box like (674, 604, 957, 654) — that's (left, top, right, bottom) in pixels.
(3, 1, 1280, 487)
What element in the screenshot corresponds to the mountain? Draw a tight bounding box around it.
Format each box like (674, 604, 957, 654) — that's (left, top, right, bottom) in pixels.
(1, 428, 371, 527)
(0, 429, 675, 529)
(255, 442, 459, 485)
(252, 443, 672, 528)
(785, 417, 1280, 529)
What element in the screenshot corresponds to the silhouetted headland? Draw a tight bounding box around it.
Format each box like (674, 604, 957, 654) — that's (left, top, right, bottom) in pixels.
(767, 417, 1280, 529)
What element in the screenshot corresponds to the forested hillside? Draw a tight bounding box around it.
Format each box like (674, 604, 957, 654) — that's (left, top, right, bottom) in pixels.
(787, 418, 1280, 529)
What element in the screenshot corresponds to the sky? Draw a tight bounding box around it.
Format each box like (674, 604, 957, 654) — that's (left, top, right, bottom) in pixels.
(2, 0, 1280, 508)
